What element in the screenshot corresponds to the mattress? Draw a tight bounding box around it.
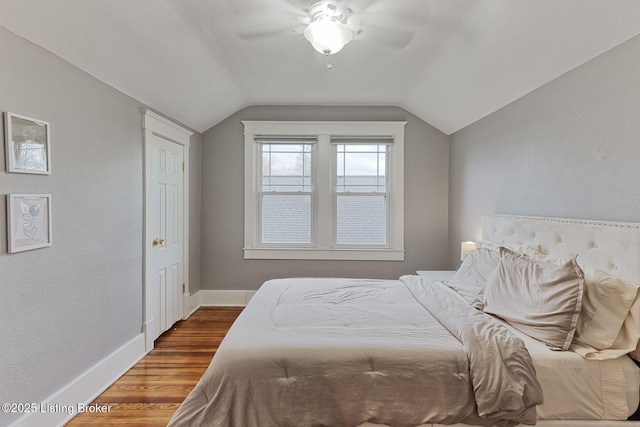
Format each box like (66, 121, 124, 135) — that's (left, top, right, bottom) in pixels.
(512, 319, 639, 420)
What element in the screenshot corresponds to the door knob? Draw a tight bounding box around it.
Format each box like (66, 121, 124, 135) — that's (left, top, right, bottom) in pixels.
(152, 238, 165, 247)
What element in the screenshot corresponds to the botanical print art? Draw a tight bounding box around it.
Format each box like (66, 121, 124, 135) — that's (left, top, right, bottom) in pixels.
(8, 194, 52, 253)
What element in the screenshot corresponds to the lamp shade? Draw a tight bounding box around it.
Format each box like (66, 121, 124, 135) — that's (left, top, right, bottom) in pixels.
(304, 19, 353, 55)
(460, 241, 476, 261)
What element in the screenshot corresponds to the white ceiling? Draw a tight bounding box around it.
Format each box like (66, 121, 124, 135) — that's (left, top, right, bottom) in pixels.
(1, 0, 639, 134)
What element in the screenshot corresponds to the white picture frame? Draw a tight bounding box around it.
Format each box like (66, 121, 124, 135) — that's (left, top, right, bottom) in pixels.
(7, 194, 52, 253)
(4, 112, 51, 174)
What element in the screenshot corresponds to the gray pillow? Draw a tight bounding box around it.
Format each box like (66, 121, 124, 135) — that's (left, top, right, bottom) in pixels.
(480, 248, 585, 350)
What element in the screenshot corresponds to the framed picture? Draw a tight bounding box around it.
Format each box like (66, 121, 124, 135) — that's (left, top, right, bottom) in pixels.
(7, 194, 52, 253)
(4, 112, 51, 174)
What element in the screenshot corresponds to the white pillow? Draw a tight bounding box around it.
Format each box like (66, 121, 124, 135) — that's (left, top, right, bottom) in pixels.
(570, 268, 640, 360)
(447, 247, 500, 304)
(505, 251, 640, 360)
(480, 248, 585, 351)
(476, 239, 545, 255)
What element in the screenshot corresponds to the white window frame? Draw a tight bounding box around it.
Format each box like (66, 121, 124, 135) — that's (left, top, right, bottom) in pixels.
(243, 121, 406, 261)
(332, 139, 391, 248)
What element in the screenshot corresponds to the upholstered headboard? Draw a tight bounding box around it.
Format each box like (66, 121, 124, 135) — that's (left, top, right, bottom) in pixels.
(482, 214, 640, 284)
(482, 214, 640, 360)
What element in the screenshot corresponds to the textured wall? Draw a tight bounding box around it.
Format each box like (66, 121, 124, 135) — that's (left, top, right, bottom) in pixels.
(448, 34, 640, 267)
(0, 27, 138, 425)
(200, 105, 450, 290)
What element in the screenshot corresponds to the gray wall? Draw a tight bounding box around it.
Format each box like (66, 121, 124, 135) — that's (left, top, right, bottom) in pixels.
(448, 34, 640, 267)
(0, 27, 201, 425)
(201, 105, 450, 290)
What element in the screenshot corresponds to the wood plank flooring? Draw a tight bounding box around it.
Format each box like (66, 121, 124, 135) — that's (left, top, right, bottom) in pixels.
(66, 307, 243, 426)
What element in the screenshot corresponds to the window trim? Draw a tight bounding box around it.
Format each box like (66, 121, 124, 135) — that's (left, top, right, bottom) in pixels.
(243, 121, 406, 261)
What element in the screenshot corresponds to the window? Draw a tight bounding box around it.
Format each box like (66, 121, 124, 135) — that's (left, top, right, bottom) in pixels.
(334, 139, 390, 246)
(259, 140, 314, 245)
(244, 121, 406, 261)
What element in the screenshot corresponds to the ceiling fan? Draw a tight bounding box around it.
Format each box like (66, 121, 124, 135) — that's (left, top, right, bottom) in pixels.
(235, 0, 429, 68)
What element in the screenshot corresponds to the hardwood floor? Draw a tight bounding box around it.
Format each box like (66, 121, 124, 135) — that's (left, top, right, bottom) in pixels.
(67, 307, 243, 426)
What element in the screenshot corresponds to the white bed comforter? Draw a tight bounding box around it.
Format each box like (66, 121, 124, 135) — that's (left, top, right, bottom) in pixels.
(168, 277, 543, 427)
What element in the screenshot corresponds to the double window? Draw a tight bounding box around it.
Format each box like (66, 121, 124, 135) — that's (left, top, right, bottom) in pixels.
(244, 121, 405, 261)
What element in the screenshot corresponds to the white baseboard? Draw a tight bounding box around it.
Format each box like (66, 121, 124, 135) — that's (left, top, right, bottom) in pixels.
(184, 291, 200, 318)
(183, 292, 195, 319)
(143, 318, 156, 352)
(190, 289, 256, 307)
(9, 334, 146, 427)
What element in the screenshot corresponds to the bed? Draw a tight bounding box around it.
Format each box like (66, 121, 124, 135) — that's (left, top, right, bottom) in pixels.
(169, 214, 640, 427)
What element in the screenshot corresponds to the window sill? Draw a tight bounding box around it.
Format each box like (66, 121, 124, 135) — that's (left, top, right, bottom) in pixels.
(243, 248, 405, 261)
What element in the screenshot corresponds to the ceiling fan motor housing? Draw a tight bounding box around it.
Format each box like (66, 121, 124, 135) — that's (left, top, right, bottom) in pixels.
(308, 0, 350, 23)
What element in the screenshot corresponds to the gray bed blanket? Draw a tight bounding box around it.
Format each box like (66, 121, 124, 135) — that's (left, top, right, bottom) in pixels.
(168, 277, 542, 427)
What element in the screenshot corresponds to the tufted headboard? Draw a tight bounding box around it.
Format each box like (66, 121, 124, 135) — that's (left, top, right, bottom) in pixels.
(482, 214, 640, 283)
(482, 214, 640, 360)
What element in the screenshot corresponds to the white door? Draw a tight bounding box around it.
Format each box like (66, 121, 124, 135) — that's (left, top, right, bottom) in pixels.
(145, 132, 184, 345)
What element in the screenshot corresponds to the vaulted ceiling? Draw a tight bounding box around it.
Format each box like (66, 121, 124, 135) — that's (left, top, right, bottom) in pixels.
(1, 0, 639, 134)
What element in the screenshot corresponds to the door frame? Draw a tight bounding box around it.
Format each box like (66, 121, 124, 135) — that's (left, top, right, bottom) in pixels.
(142, 109, 192, 352)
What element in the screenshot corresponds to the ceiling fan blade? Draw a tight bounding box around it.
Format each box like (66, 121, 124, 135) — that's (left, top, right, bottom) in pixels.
(236, 25, 305, 40)
(349, 0, 429, 27)
(235, 16, 305, 39)
(355, 24, 415, 49)
(236, 0, 308, 17)
(278, 0, 312, 10)
(234, 2, 308, 40)
(345, 0, 379, 12)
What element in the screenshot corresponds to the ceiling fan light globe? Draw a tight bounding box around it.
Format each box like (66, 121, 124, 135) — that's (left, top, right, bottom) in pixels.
(304, 19, 353, 55)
